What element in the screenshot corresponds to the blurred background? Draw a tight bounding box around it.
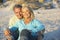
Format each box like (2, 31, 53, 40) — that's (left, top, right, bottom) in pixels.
(0, 0, 60, 9)
(0, 0, 60, 40)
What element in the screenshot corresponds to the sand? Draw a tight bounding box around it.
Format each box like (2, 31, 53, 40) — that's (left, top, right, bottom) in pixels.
(0, 7, 60, 40)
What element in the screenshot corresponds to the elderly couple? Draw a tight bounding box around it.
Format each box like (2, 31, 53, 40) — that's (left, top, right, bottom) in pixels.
(4, 4, 45, 40)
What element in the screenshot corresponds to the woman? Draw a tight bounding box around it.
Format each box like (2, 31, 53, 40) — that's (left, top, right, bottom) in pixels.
(10, 6, 45, 40)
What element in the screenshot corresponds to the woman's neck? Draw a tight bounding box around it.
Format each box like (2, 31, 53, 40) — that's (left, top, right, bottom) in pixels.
(24, 17, 32, 24)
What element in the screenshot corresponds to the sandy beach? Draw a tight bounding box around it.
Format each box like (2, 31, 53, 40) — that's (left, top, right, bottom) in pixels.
(0, 6, 60, 40)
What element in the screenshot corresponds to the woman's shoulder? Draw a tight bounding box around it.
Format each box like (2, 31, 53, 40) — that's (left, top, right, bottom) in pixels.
(33, 19, 41, 22)
(15, 19, 23, 24)
(32, 19, 43, 24)
(15, 19, 21, 23)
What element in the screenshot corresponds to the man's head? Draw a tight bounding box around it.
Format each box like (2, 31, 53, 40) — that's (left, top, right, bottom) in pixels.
(13, 4, 23, 19)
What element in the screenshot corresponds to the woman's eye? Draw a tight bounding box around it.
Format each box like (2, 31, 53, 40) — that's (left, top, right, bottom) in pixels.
(22, 12, 26, 13)
(22, 12, 24, 13)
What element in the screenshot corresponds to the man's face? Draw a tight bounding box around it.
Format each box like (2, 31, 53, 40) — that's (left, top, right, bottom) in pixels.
(14, 8, 23, 19)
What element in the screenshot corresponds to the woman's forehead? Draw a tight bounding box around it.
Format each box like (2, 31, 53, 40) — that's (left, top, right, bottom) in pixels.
(23, 7, 29, 10)
(22, 8, 29, 11)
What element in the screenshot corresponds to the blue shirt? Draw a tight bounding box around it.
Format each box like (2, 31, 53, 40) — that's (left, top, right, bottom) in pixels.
(9, 19, 45, 40)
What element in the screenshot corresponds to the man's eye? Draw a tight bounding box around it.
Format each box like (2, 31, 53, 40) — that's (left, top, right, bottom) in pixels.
(16, 12, 18, 13)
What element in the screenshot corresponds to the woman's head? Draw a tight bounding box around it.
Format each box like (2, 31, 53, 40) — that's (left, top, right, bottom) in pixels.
(22, 6, 34, 20)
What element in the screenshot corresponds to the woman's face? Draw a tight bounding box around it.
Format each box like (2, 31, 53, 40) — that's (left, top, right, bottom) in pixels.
(22, 8, 31, 19)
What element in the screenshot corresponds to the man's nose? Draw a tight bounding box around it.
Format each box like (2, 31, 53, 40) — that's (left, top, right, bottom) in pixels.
(19, 12, 22, 15)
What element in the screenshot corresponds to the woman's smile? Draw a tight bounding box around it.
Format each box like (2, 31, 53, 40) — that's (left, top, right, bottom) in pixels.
(22, 8, 31, 18)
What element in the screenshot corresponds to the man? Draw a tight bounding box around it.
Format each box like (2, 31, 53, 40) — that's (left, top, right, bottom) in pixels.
(4, 4, 23, 40)
(9, 4, 23, 27)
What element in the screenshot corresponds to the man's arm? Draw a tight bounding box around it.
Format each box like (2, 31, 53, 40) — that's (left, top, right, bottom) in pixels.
(4, 29, 10, 36)
(4, 29, 12, 40)
(9, 18, 14, 27)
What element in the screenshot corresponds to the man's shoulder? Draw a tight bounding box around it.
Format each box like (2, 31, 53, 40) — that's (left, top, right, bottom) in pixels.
(10, 15, 18, 21)
(10, 15, 17, 19)
(9, 15, 18, 27)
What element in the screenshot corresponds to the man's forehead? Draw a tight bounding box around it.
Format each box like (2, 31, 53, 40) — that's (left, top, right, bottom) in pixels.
(14, 7, 22, 9)
(14, 8, 22, 11)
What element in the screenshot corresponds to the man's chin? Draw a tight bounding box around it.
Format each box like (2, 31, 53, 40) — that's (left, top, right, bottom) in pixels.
(18, 17, 22, 19)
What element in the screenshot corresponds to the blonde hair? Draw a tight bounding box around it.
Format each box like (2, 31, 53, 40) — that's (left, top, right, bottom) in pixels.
(22, 6, 35, 20)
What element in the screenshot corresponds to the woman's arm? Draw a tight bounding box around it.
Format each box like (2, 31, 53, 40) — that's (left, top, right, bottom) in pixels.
(33, 19, 45, 33)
